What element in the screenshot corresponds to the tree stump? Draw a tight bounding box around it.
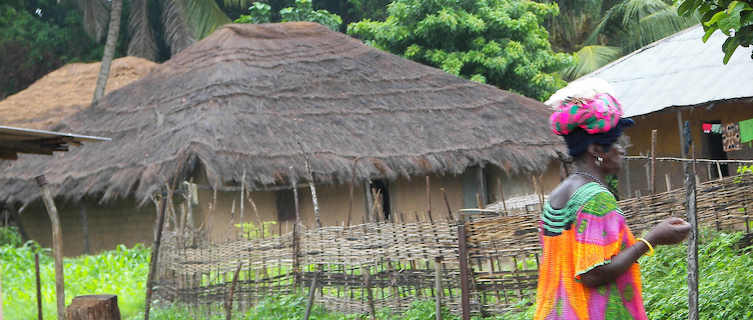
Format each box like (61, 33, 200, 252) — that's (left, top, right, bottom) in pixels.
(65, 295, 121, 320)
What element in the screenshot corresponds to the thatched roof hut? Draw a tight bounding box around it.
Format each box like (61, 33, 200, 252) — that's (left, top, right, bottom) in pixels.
(0, 22, 564, 207)
(0, 57, 157, 130)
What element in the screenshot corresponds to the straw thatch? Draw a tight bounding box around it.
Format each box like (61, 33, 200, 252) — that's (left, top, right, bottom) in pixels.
(0, 56, 157, 130)
(0, 22, 564, 206)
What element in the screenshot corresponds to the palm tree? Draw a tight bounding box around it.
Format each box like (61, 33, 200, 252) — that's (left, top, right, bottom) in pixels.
(542, 0, 697, 80)
(93, 0, 123, 101)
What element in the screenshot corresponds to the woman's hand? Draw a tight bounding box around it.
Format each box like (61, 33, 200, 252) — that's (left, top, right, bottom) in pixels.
(645, 217, 692, 246)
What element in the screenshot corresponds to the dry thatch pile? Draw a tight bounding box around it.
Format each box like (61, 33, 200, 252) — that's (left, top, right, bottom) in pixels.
(0, 57, 157, 130)
(0, 22, 564, 206)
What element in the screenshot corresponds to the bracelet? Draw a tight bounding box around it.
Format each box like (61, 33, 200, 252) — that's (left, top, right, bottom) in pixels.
(636, 238, 654, 256)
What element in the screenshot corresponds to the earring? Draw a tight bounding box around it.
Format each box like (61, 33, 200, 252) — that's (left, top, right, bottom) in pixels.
(596, 156, 604, 167)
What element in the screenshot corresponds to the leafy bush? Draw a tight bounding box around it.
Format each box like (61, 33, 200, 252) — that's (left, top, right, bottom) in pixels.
(235, 0, 343, 31)
(0, 227, 22, 247)
(641, 230, 753, 320)
(1, 242, 149, 320)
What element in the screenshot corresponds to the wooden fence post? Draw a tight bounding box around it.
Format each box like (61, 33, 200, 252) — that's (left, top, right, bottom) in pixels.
(434, 256, 443, 320)
(144, 189, 169, 320)
(225, 262, 243, 320)
(456, 216, 471, 320)
(364, 266, 376, 320)
(683, 121, 699, 320)
(651, 129, 657, 194)
(35, 175, 65, 320)
(303, 272, 319, 320)
(35, 253, 43, 320)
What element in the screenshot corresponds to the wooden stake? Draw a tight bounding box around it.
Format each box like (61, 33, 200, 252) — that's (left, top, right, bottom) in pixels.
(682, 121, 699, 320)
(240, 170, 245, 220)
(346, 160, 358, 227)
(225, 262, 243, 320)
(303, 273, 319, 320)
(35, 175, 65, 320)
(651, 129, 657, 194)
(716, 161, 724, 180)
(35, 253, 43, 320)
(426, 176, 433, 223)
(665, 174, 672, 192)
(456, 216, 471, 320)
(434, 256, 443, 320)
(497, 177, 507, 214)
(364, 267, 376, 320)
(441, 188, 454, 221)
(144, 189, 169, 320)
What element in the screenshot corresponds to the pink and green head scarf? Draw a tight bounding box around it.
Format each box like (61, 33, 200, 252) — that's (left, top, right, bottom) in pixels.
(545, 78, 633, 157)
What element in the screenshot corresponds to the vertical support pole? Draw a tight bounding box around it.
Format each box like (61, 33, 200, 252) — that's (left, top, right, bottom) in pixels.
(456, 216, 471, 320)
(441, 188, 454, 221)
(292, 222, 300, 291)
(434, 256, 443, 320)
(678, 111, 686, 158)
(303, 273, 319, 320)
(291, 167, 301, 225)
(496, 177, 507, 214)
(665, 174, 672, 192)
(80, 207, 90, 254)
(346, 160, 357, 227)
(364, 180, 374, 223)
(651, 129, 657, 194)
(35, 175, 65, 320)
(426, 176, 434, 223)
(682, 121, 699, 320)
(477, 166, 487, 206)
(364, 266, 376, 320)
(225, 262, 242, 320)
(716, 161, 724, 180)
(144, 189, 169, 320)
(35, 253, 43, 320)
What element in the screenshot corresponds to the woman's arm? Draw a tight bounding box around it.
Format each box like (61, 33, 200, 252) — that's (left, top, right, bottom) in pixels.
(579, 217, 691, 287)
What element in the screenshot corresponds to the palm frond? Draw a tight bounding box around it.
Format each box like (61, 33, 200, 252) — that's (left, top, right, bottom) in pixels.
(160, 0, 230, 55)
(220, 0, 249, 9)
(76, 0, 111, 42)
(561, 45, 622, 81)
(127, 0, 159, 61)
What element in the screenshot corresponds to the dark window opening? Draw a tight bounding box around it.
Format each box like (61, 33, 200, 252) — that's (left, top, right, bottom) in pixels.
(276, 189, 296, 221)
(370, 180, 391, 221)
(702, 120, 729, 179)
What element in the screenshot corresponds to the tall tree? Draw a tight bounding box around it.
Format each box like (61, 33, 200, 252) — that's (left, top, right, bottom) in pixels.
(93, 0, 122, 101)
(348, 0, 573, 101)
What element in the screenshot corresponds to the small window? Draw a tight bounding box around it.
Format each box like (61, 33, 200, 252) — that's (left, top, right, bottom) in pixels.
(276, 189, 296, 221)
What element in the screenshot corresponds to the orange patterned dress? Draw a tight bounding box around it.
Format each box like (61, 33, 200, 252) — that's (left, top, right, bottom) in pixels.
(534, 182, 647, 320)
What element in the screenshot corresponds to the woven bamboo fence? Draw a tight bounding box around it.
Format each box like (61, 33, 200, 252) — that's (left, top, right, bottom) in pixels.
(153, 173, 753, 317)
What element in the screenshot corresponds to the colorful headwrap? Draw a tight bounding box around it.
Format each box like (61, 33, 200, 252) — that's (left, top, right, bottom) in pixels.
(545, 78, 634, 157)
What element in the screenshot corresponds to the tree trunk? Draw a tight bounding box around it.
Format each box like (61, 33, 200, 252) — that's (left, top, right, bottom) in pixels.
(65, 295, 121, 320)
(93, 0, 123, 102)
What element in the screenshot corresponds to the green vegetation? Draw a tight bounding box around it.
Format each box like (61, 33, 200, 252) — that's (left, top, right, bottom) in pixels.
(347, 0, 573, 101)
(0, 232, 149, 320)
(235, 0, 343, 31)
(640, 229, 753, 320)
(678, 0, 753, 63)
(2, 227, 751, 319)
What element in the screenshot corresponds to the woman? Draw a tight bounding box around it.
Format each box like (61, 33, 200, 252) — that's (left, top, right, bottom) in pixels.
(534, 79, 691, 320)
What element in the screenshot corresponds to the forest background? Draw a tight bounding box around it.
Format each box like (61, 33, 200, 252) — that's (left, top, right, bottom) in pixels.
(6, 0, 742, 102)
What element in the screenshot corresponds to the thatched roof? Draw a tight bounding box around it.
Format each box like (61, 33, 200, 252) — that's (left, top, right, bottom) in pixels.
(0, 57, 157, 130)
(0, 22, 564, 206)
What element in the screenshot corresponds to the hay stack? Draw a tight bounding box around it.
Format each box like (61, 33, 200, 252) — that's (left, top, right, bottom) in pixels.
(0, 56, 157, 130)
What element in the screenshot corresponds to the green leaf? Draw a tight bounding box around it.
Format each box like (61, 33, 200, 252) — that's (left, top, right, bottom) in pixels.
(722, 36, 740, 63)
(702, 26, 717, 42)
(677, 0, 699, 17)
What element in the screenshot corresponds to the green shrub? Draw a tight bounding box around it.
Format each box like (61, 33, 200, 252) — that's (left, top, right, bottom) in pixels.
(641, 230, 753, 320)
(0, 226, 22, 247)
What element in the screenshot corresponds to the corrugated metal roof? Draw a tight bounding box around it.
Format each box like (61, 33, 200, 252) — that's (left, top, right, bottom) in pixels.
(0, 125, 109, 160)
(585, 24, 753, 117)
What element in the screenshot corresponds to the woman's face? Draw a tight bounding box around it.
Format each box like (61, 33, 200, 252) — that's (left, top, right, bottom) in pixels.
(601, 144, 625, 175)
